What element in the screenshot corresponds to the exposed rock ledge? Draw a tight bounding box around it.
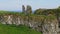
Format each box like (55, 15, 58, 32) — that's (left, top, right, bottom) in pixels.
(0, 14, 59, 34)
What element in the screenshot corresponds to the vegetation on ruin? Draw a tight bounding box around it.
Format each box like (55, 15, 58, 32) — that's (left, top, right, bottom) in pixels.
(0, 6, 60, 34)
(0, 6, 60, 21)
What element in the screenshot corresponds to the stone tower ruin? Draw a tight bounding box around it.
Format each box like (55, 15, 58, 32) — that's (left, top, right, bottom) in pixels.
(22, 5, 32, 15)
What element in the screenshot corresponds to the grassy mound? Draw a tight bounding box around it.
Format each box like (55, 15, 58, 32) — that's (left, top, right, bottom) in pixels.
(0, 24, 42, 34)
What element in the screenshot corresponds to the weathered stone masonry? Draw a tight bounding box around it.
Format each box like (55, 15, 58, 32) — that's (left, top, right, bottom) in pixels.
(0, 14, 60, 34)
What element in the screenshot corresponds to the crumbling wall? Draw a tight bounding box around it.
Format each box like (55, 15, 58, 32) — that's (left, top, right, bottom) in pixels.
(42, 15, 58, 34)
(0, 14, 59, 34)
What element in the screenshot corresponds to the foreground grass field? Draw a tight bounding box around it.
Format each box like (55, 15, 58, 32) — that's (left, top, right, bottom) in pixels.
(0, 24, 42, 34)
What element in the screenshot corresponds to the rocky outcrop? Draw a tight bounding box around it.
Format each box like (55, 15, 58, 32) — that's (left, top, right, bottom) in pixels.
(0, 14, 59, 34)
(43, 18, 58, 34)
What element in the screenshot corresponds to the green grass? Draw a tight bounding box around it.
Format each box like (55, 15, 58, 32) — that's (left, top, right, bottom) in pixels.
(0, 24, 42, 34)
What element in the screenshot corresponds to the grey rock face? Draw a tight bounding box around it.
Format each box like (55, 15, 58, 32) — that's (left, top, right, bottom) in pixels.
(42, 19, 58, 34)
(0, 15, 60, 34)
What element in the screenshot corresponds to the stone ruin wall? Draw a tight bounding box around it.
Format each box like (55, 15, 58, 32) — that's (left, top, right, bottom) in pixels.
(0, 14, 60, 34)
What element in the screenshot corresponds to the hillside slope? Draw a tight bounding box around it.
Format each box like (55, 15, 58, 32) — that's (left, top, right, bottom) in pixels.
(0, 24, 42, 34)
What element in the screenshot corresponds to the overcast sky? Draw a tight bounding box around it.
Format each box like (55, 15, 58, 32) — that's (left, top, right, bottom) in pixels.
(0, 0, 60, 11)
